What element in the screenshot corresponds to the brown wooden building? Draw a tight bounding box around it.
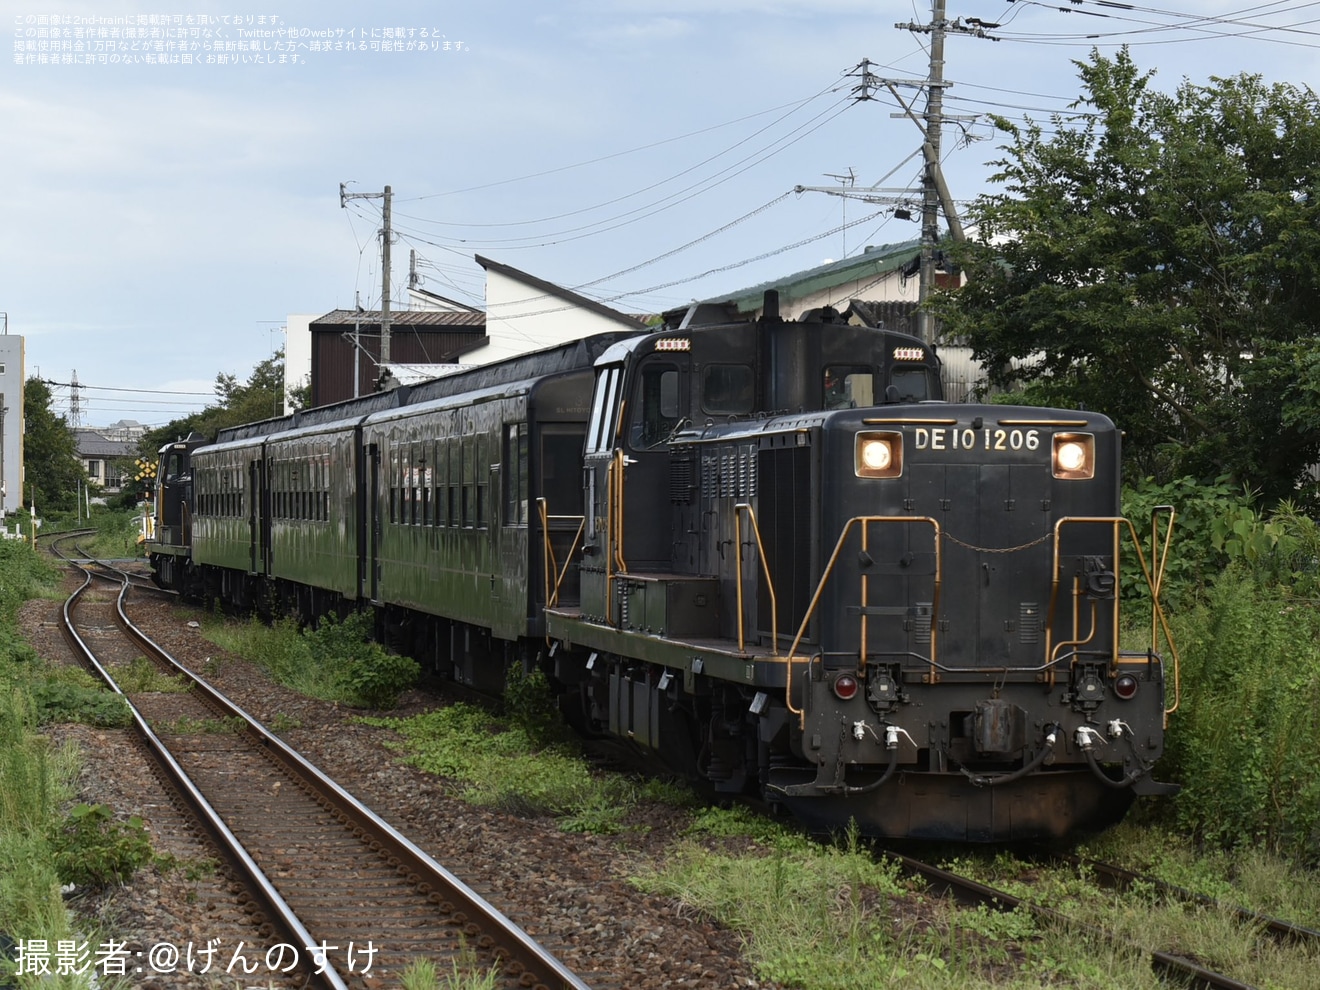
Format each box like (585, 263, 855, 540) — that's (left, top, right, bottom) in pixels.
(308, 310, 487, 407)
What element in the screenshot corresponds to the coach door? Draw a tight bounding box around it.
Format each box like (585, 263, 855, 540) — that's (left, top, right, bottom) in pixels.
(365, 441, 381, 602)
(249, 458, 267, 575)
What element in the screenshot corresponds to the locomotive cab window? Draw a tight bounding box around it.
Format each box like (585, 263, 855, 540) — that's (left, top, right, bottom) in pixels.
(586, 365, 624, 455)
(889, 365, 933, 402)
(630, 361, 681, 449)
(701, 363, 754, 416)
(824, 366, 874, 410)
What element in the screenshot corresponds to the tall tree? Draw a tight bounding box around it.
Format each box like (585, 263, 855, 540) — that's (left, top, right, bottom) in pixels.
(23, 377, 84, 511)
(138, 350, 289, 458)
(933, 50, 1320, 505)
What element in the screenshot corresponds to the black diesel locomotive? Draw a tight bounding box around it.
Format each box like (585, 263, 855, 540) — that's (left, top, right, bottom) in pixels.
(147, 299, 1179, 840)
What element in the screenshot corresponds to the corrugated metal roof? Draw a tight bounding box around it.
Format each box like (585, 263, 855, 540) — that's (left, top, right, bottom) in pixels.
(312, 310, 487, 328)
(713, 238, 922, 313)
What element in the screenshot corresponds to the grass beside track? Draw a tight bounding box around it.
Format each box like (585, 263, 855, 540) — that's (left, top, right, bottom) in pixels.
(0, 533, 117, 989)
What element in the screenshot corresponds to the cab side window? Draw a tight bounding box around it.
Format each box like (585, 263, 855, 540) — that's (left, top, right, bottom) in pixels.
(824, 366, 874, 409)
(701, 364, 754, 415)
(630, 362, 681, 448)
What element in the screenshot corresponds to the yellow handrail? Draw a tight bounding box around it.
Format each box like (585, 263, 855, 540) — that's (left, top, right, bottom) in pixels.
(1044, 515, 1181, 719)
(536, 497, 586, 611)
(732, 503, 778, 655)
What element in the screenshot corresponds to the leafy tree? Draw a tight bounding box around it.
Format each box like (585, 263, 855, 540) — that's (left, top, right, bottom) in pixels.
(138, 349, 290, 457)
(22, 377, 84, 511)
(933, 50, 1320, 507)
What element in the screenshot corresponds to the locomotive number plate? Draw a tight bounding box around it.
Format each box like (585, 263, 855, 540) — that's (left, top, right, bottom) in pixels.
(913, 427, 1042, 452)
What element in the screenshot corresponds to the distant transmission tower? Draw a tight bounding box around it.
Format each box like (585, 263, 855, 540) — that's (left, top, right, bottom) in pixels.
(68, 370, 84, 427)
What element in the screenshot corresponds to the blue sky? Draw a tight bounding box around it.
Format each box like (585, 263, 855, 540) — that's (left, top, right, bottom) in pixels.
(4, 1, 1317, 426)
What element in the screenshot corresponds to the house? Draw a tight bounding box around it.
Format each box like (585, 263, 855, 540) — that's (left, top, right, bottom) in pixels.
(305, 310, 488, 408)
(681, 240, 982, 401)
(74, 428, 137, 493)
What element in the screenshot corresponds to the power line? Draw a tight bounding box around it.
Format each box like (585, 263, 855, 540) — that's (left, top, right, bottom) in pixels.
(43, 379, 214, 396)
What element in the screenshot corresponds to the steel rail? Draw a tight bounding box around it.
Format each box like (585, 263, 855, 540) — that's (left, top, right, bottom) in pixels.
(59, 559, 350, 990)
(1061, 855, 1320, 948)
(881, 849, 1259, 990)
(100, 562, 590, 990)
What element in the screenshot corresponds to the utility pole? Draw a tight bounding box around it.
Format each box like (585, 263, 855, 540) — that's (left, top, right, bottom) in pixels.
(894, 2, 995, 342)
(339, 183, 395, 372)
(796, 9, 994, 344)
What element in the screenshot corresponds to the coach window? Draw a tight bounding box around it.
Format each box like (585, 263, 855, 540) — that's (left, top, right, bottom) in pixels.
(504, 423, 529, 527)
(461, 438, 474, 529)
(446, 439, 459, 528)
(824, 366, 874, 409)
(701, 364, 754, 416)
(630, 361, 681, 449)
(422, 448, 433, 526)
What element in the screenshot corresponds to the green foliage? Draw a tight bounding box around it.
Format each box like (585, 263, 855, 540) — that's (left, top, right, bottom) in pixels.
(1209, 500, 1320, 598)
(360, 703, 633, 833)
(138, 349, 291, 455)
(0, 537, 59, 623)
(0, 690, 57, 832)
(1120, 476, 1256, 605)
(0, 693, 86, 977)
(115, 656, 191, 693)
(399, 943, 501, 990)
(934, 50, 1320, 504)
(47, 802, 152, 888)
(502, 664, 571, 748)
(1161, 573, 1320, 858)
(22, 377, 85, 512)
(307, 611, 419, 709)
(204, 610, 418, 708)
(684, 803, 804, 848)
(27, 674, 132, 728)
(632, 834, 910, 989)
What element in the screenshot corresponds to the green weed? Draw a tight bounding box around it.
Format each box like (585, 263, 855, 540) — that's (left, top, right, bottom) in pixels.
(115, 655, 191, 693)
(360, 703, 633, 833)
(203, 610, 419, 709)
(47, 802, 152, 888)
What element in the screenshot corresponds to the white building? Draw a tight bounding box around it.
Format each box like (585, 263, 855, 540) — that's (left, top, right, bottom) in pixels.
(0, 333, 24, 516)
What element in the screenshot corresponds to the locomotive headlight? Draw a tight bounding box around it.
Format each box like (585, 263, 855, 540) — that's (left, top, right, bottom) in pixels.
(1052, 433, 1095, 480)
(856, 431, 903, 479)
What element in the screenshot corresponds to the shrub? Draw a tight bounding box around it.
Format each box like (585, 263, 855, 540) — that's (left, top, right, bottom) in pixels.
(28, 673, 132, 728)
(1120, 475, 1255, 606)
(309, 611, 419, 708)
(1161, 570, 1320, 859)
(47, 802, 152, 888)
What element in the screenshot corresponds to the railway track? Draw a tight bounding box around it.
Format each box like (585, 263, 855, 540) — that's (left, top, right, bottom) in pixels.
(54, 537, 590, 990)
(882, 847, 1320, 990)
(1059, 854, 1320, 948)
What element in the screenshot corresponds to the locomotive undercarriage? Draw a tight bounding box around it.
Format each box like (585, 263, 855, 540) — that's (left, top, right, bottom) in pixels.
(171, 558, 1169, 841)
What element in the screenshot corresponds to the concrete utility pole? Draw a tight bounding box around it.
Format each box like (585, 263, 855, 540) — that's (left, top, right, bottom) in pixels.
(894, 1, 995, 342)
(339, 183, 395, 369)
(797, 8, 993, 344)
